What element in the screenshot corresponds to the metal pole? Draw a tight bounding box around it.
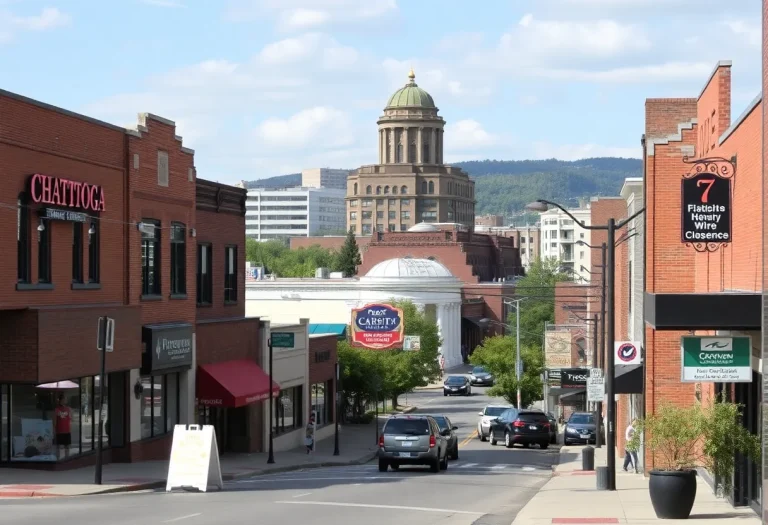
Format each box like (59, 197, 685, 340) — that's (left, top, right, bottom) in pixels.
(605, 220, 616, 490)
(333, 361, 340, 456)
(374, 387, 379, 445)
(267, 339, 275, 464)
(592, 314, 602, 449)
(598, 242, 606, 449)
(515, 300, 521, 409)
(94, 316, 107, 485)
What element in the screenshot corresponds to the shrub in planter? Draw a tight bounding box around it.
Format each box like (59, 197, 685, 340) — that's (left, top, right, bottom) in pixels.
(631, 399, 760, 520)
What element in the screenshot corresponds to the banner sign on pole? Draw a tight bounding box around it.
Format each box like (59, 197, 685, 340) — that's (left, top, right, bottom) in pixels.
(614, 341, 642, 365)
(166, 424, 223, 492)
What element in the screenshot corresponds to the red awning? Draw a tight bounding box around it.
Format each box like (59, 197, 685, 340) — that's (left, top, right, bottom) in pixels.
(197, 359, 280, 408)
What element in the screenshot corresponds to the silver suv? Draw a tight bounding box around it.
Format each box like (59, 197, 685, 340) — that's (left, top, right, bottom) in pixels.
(378, 415, 449, 473)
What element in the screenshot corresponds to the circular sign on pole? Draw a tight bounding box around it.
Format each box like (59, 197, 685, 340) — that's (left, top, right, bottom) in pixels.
(614, 341, 641, 365)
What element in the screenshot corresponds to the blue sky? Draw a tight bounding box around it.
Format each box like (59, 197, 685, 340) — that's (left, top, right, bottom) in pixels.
(0, 0, 761, 184)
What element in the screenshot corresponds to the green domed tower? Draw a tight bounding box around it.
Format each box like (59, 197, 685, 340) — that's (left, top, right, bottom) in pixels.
(345, 69, 476, 235)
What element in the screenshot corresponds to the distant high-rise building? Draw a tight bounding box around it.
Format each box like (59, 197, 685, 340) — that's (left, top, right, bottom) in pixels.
(301, 168, 350, 190)
(539, 206, 591, 281)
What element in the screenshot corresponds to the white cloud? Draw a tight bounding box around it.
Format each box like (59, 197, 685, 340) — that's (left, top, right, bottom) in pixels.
(0, 6, 70, 44)
(519, 95, 539, 106)
(225, 0, 398, 30)
(539, 61, 714, 83)
(724, 19, 760, 48)
(139, 0, 186, 7)
(258, 33, 358, 68)
(279, 8, 330, 30)
(530, 141, 640, 160)
(256, 107, 354, 149)
(445, 120, 498, 151)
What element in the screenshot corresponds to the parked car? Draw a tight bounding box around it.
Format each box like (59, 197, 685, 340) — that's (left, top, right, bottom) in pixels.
(563, 412, 600, 446)
(469, 366, 494, 386)
(546, 412, 558, 444)
(427, 414, 459, 460)
(378, 415, 449, 472)
(443, 375, 472, 396)
(477, 404, 514, 441)
(488, 408, 551, 449)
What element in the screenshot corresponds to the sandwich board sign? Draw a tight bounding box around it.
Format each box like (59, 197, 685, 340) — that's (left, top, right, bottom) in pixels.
(166, 424, 223, 492)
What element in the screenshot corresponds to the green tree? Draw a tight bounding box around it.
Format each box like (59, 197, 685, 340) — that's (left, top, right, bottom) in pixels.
(335, 228, 362, 277)
(244, 238, 340, 277)
(511, 257, 570, 347)
(470, 335, 544, 407)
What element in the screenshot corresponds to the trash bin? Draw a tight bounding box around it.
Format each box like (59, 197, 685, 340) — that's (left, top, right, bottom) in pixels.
(582, 445, 595, 471)
(596, 466, 609, 490)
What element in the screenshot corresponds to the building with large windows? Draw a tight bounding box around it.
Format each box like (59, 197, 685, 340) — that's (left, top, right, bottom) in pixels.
(346, 70, 476, 234)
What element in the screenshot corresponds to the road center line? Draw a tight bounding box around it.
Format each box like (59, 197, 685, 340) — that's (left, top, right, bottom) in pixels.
(274, 500, 484, 515)
(162, 513, 201, 523)
(292, 493, 313, 498)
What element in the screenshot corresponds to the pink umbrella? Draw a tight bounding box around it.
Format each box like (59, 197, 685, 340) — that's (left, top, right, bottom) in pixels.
(36, 381, 79, 389)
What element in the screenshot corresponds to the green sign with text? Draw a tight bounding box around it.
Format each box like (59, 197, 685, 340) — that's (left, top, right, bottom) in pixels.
(271, 332, 295, 348)
(681, 336, 751, 383)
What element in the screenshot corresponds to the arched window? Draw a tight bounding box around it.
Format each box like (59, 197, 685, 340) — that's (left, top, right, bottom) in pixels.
(384, 186, 390, 194)
(421, 181, 428, 193)
(17, 192, 30, 283)
(428, 181, 434, 194)
(392, 186, 398, 195)
(366, 185, 372, 195)
(401, 185, 407, 194)
(353, 183, 358, 195)
(376, 186, 382, 195)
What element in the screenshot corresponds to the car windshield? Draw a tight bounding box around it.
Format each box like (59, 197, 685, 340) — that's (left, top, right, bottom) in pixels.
(484, 406, 508, 417)
(430, 416, 448, 430)
(472, 366, 487, 374)
(569, 414, 595, 424)
(384, 418, 430, 435)
(446, 376, 465, 385)
(518, 412, 549, 423)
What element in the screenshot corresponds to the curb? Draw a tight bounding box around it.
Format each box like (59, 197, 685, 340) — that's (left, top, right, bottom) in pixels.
(0, 490, 63, 498)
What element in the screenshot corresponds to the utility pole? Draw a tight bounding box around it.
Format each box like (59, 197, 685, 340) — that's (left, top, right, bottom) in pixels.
(598, 243, 606, 448)
(605, 219, 617, 490)
(267, 338, 275, 464)
(515, 301, 521, 409)
(592, 314, 602, 449)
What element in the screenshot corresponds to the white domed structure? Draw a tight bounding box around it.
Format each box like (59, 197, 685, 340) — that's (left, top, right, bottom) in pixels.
(363, 257, 455, 280)
(407, 223, 439, 233)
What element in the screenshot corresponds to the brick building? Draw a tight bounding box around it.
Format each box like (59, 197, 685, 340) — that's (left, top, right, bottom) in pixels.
(0, 89, 267, 468)
(626, 60, 762, 509)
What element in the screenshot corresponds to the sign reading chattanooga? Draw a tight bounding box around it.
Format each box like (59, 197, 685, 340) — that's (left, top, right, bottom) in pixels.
(680, 336, 751, 383)
(29, 174, 106, 212)
(350, 303, 404, 350)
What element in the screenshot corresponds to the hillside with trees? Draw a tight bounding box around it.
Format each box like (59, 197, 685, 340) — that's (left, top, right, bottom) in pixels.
(245, 157, 641, 216)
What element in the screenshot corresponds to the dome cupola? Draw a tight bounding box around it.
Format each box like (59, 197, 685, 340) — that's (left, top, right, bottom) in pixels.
(385, 69, 436, 110)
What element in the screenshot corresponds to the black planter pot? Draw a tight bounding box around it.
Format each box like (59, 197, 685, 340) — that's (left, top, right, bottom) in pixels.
(649, 469, 697, 519)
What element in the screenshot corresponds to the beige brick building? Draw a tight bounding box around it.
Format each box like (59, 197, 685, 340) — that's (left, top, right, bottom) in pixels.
(346, 70, 475, 235)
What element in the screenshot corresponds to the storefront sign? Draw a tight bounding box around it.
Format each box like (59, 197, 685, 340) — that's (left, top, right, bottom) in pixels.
(681, 336, 751, 382)
(546, 369, 561, 387)
(166, 424, 223, 493)
(681, 158, 733, 252)
(561, 368, 589, 388)
(544, 329, 572, 368)
(614, 341, 642, 365)
(28, 173, 106, 212)
(350, 303, 404, 350)
(142, 323, 193, 373)
(271, 332, 295, 348)
(41, 207, 87, 223)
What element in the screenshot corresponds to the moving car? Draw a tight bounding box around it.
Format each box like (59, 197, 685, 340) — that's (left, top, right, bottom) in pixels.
(469, 366, 494, 386)
(378, 415, 449, 472)
(427, 414, 459, 460)
(563, 412, 600, 446)
(546, 412, 558, 444)
(488, 409, 551, 449)
(477, 404, 513, 441)
(443, 375, 472, 396)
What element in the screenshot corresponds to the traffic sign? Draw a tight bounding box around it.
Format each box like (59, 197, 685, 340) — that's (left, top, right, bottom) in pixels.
(271, 332, 295, 348)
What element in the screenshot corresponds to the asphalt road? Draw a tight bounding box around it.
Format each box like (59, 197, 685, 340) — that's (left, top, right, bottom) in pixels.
(0, 385, 559, 525)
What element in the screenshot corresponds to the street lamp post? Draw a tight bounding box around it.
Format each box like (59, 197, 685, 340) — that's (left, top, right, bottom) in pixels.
(527, 199, 644, 491)
(333, 361, 340, 456)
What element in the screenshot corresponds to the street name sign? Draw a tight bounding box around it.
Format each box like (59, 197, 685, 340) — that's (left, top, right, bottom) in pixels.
(680, 336, 751, 383)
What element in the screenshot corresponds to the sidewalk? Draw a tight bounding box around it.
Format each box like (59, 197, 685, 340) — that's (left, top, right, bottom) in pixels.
(513, 444, 760, 525)
(0, 420, 385, 498)
(415, 363, 472, 390)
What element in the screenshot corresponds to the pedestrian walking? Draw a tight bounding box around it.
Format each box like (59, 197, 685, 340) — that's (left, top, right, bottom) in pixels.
(439, 354, 445, 379)
(623, 419, 639, 473)
(305, 414, 316, 454)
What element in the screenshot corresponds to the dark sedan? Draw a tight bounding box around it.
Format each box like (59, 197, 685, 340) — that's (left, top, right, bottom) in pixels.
(546, 412, 558, 444)
(443, 375, 472, 396)
(563, 412, 600, 445)
(428, 415, 460, 460)
(488, 408, 550, 449)
(469, 366, 494, 386)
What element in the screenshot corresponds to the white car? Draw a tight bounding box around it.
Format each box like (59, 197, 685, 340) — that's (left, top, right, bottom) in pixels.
(477, 404, 514, 441)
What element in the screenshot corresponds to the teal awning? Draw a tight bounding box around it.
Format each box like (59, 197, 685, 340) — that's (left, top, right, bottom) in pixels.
(309, 324, 348, 339)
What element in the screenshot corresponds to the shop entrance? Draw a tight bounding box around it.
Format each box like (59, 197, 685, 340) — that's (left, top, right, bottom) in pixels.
(197, 405, 249, 455)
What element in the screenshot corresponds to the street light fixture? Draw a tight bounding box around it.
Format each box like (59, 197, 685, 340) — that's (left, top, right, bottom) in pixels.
(526, 198, 644, 490)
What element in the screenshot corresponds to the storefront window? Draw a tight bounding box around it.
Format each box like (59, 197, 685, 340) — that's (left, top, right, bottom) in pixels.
(94, 374, 109, 448)
(1, 385, 7, 462)
(311, 381, 332, 427)
(275, 386, 303, 435)
(81, 377, 94, 454)
(140, 373, 180, 439)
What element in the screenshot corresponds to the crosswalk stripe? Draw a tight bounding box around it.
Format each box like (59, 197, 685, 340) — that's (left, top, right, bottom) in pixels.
(490, 465, 507, 470)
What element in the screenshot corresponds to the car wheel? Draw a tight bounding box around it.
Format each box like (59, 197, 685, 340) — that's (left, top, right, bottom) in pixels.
(564, 439, 571, 446)
(550, 435, 557, 444)
(430, 458, 440, 473)
(479, 427, 487, 442)
(390, 462, 400, 470)
(440, 453, 448, 470)
(540, 442, 549, 450)
(505, 431, 513, 448)
(451, 445, 459, 460)
(490, 430, 498, 445)
(378, 459, 388, 472)
(444, 392, 448, 397)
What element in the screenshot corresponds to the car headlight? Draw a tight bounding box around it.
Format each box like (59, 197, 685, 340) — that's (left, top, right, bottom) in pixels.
(566, 427, 578, 434)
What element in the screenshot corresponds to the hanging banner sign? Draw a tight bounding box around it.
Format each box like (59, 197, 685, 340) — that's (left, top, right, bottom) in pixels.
(350, 303, 404, 350)
(680, 336, 751, 383)
(680, 158, 733, 252)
